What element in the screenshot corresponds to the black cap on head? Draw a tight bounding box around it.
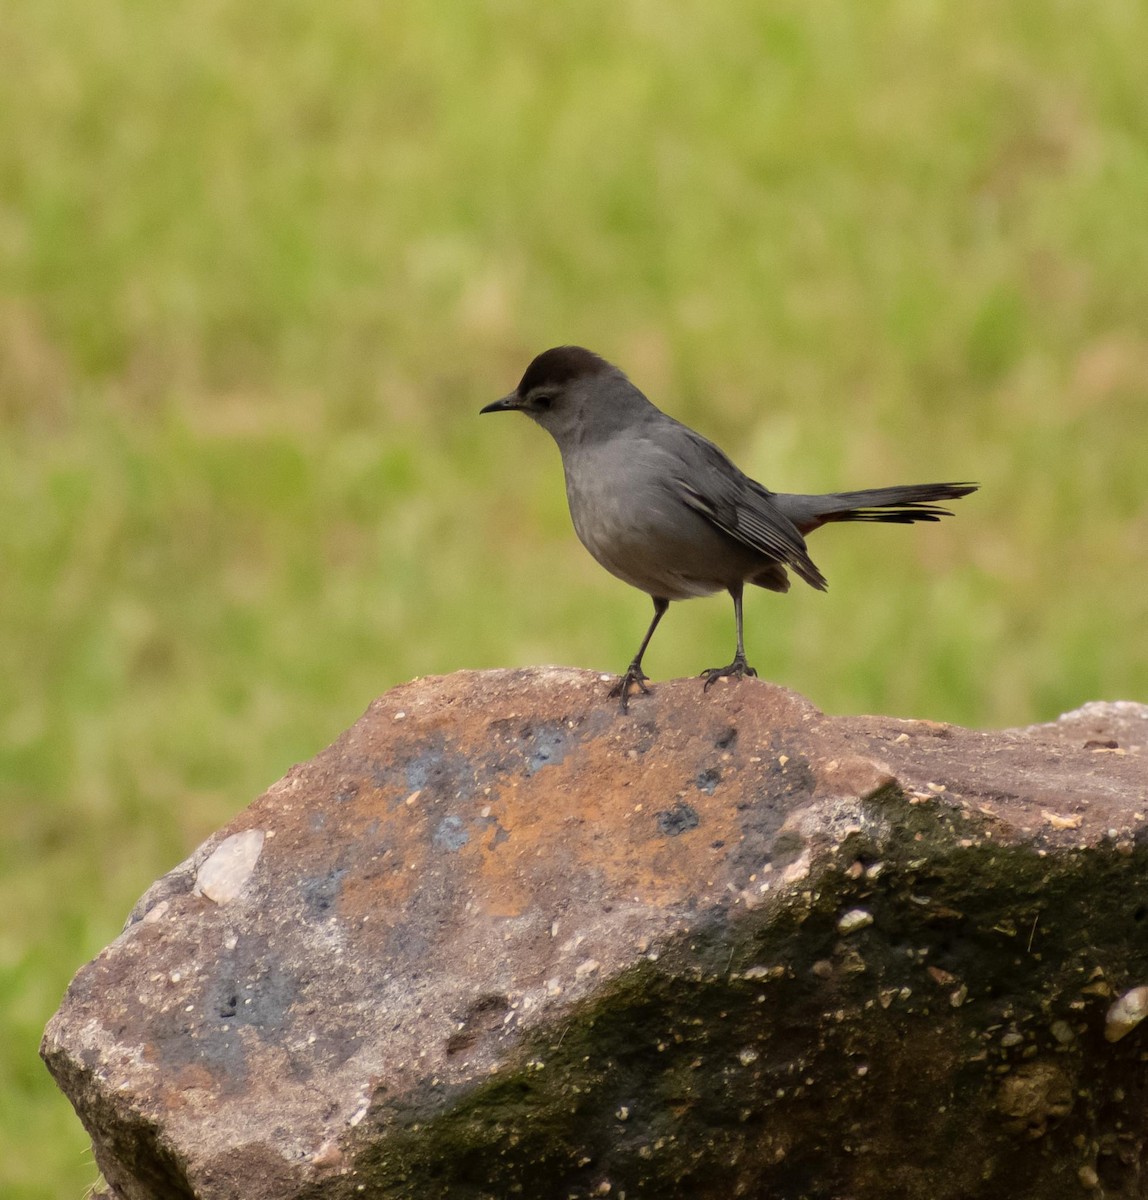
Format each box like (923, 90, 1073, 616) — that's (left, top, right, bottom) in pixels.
(516, 346, 612, 396)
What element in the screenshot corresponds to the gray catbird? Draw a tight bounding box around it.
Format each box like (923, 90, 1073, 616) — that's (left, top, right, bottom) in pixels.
(482, 346, 976, 710)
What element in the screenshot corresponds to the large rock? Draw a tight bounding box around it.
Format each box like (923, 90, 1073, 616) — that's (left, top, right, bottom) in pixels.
(42, 670, 1148, 1200)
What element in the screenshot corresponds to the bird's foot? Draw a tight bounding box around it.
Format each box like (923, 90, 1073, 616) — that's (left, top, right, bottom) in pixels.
(701, 656, 758, 692)
(608, 663, 651, 713)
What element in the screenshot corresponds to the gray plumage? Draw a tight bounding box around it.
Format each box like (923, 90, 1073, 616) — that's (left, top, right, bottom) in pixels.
(482, 346, 976, 710)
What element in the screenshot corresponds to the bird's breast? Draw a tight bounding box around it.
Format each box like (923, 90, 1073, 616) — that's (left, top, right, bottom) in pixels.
(560, 439, 738, 599)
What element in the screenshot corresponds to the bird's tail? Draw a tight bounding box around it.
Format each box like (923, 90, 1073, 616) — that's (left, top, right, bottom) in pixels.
(772, 483, 977, 535)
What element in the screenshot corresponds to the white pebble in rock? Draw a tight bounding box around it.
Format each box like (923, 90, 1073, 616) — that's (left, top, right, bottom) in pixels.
(195, 830, 266, 904)
(836, 908, 874, 935)
(141, 899, 170, 925)
(1105, 986, 1148, 1043)
(1049, 1020, 1075, 1045)
(1078, 1165, 1100, 1190)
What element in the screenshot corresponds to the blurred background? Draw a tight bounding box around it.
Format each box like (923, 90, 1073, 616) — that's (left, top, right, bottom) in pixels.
(2, 0, 1146, 1193)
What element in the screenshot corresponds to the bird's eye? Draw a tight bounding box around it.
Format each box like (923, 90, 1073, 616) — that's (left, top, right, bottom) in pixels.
(532, 392, 554, 410)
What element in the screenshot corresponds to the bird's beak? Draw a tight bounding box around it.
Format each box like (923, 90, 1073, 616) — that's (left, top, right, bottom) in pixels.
(479, 392, 520, 414)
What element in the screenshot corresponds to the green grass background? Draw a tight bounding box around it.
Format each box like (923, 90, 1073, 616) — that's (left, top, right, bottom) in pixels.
(2, 0, 1146, 1193)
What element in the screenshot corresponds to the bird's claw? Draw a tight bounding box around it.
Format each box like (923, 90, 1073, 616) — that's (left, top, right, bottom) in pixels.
(608, 664, 651, 713)
(701, 658, 758, 692)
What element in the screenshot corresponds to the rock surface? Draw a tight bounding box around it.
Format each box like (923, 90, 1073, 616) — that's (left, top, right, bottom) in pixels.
(42, 670, 1148, 1200)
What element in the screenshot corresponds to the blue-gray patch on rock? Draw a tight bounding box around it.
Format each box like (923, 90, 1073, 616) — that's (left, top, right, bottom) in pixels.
(405, 756, 434, 791)
(656, 802, 700, 837)
(525, 725, 568, 774)
(393, 740, 477, 804)
(483, 718, 593, 779)
(299, 866, 347, 917)
(433, 815, 469, 851)
(361, 740, 476, 803)
(226, 962, 299, 1034)
(695, 767, 721, 794)
(405, 744, 463, 792)
(187, 1021, 250, 1090)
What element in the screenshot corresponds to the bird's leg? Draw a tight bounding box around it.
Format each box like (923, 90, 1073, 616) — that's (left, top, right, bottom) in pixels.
(609, 597, 669, 712)
(701, 583, 758, 691)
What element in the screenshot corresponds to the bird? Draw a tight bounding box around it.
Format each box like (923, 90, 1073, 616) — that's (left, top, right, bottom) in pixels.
(481, 346, 976, 711)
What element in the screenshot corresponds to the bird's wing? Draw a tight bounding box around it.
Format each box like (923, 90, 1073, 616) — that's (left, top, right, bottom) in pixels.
(667, 426, 828, 591)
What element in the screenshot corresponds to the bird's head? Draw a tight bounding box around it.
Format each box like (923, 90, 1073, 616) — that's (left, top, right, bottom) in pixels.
(481, 346, 651, 446)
